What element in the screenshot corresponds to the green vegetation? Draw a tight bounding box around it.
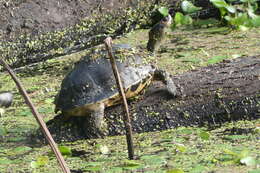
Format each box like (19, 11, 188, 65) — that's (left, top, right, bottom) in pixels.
(173, 0, 202, 28)
(161, 0, 260, 30)
(1, 24, 260, 172)
(0, 121, 259, 172)
(210, 0, 260, 29)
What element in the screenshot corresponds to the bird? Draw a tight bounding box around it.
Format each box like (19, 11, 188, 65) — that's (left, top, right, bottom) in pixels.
(0, 92, 13, 116)
(147, 14, 172, 53)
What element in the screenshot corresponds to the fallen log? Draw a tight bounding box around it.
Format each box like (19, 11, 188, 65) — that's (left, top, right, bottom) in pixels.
(34, 55, 260, 143)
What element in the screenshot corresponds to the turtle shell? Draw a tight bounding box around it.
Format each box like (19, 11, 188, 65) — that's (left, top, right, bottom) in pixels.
(55, 44, 154, 116)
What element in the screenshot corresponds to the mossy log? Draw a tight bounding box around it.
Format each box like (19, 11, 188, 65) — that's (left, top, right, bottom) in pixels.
(106, 55, 260, 135)
(38, 55, 260, 142)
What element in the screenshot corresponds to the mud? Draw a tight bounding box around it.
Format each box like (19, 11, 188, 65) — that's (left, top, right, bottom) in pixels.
(0, 0, 133, 40)
(33, 55, 260, 143)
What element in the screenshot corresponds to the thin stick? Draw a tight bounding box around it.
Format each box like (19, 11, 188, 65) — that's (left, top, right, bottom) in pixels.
(0, 58, 71, 173)
(104, 37, 135, 160)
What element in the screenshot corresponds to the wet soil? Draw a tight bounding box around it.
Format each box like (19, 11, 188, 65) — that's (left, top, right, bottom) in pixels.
(0, 0, 131, 40)
(0, 0, 216, 41)
(36, 55, 260, 143)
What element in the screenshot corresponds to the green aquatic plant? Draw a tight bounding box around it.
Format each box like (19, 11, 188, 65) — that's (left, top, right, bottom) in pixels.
(210, 0, 260, 30)
(172, 1, 201, 29)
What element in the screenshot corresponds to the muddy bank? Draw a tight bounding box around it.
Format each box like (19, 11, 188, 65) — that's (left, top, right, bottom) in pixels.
(0, 0, 172, 69)
(1, 0, 213, 40)
(0, 0, 221, 70)
(0, 0, 140, 40)
(33, 55, 260, 143)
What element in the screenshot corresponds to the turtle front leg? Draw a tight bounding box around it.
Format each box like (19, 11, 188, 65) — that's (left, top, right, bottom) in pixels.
(92, 103, 107, 134)
(153, 69, 177, 96)
(84, 103, 107, 138)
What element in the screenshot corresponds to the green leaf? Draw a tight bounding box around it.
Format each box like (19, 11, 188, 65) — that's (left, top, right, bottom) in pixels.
(7, 137, 26, 142)
(38, 107, 53, 113)
(30, 161, 38, 169)
(182, 57, 201, 63)
(238, 150, 250, 159)
(0, 127, 7, 136)
(199, 131, 210, 140)
(226, 0, 238, 2)
(238, 25, 250, 31)
(207, 55, 227, 64)
(141, 155, 166, 166)
(182, 15, 193, 25)
(0, 158, 12, 165)
(174, 12, 185, 26)
(44, 98, 54, 104)
(175, 144, 187, 152)
(178, 128, 193, 135)
(210, 0, 234, 17)
(210, 0, 229, 8)
(174, 12, 193, 26)
(240, 156, 256, 166)
(225, 5, 236, 13)
(225, 13, 252, 28)
(58, 146, 72, 156)
(84, 165, 102, 171)
(123, 160, 141, 167)
(250, 16, 260, 27)
(224, 135, 249, 141)
(181, 0, 202, 14)
(118, 160, 143, 170)
(190, 165, 207, 173)
(219, 8, 228, 17)
(13, 146, 32, 154)
(31, 156, 49, 168)
(84, 161, 102, 171)
(221, 149, 254, 166)
(85, 167, 101, 171)
(176, 52, 191, 58)
(17, 109, 33, 117)
(158, 7, 169, 17)
(193, 18, 220, 27)
(166, 168, 185, 173)
(223, 149, 238, 156)
(37, 156, 49, 166)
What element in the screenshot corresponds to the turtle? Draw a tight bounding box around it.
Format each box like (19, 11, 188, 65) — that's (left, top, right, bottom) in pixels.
(54, 15, 176, 136)
(0, 92, 13, 116)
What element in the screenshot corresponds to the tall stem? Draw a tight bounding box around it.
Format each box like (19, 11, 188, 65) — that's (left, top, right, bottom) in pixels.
(104, 37, 135, 160)
(0, 58, 71, 173)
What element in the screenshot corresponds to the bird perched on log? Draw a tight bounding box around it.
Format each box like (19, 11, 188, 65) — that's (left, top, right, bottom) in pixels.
(147, 15, 172, 53)
(0, 92, 13, 116)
